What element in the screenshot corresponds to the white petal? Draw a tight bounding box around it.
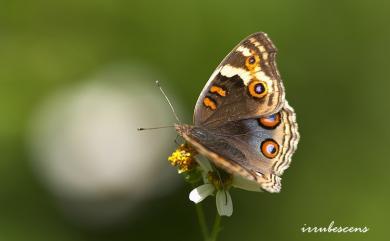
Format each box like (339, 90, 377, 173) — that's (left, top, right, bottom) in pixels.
(216, 190, 233, 217)
(196, 156, 213, 172)
(201, 170, 209, 184)
(196, 156, 213, 184)
(189, 184, 215, 203)
(232, 175, 263, 192)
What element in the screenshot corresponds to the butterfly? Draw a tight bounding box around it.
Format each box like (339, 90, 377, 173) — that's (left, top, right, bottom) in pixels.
(175, 32, 300, 193)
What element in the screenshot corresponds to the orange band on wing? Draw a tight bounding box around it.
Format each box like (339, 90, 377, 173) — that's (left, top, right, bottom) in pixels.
(210, 85, 227, 97)
(203, 97, 217, 110)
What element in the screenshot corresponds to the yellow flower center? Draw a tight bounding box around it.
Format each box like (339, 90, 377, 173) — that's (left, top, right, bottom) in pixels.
(168, 144, 198, 173)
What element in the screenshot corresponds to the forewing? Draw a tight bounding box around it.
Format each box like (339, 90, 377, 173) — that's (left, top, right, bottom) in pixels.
(194, 32, 285, 127)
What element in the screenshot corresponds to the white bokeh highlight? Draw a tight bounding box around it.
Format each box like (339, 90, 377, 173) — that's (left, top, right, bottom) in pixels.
(28, 66, 181, 227)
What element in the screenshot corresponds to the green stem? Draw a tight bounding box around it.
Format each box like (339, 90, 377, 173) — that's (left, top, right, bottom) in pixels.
(209, 214, 222, 241)
(195, 203, 209, 241)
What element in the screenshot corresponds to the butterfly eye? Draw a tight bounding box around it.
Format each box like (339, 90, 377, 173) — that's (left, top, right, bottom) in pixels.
(261, 139, 279, 159)
(245, 55, 260, 70)
(248, 79, 268, 98)
(258, 113, 281, 129)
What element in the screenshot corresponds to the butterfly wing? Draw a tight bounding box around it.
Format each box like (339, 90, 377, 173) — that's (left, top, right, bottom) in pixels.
(184, 102, 299, 193)
(194, 32, 285, 127)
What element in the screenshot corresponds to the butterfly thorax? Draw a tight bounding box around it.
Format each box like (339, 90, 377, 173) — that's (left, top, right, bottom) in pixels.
(175, 123, 222, 158)
(175, 124, 215, 163)
(174, 123, 193, 137)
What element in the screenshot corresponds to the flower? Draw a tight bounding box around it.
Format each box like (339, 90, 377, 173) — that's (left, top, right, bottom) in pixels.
(188, 158, 234, 216)
(189, 183, 215, 203)
(169, 146, 263, 217)
(168, 144, 198, 173)
(216, 189, 233, 217)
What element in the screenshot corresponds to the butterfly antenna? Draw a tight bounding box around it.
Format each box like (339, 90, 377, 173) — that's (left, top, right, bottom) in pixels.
(155, 80, 181, 124)
(137, 125, 175, 131)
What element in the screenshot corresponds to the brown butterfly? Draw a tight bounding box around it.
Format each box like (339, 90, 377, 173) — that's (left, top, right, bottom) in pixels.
(175, 32, 300, 193)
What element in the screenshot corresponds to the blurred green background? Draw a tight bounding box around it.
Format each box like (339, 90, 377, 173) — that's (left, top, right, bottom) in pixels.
(1, 0, 390, 240)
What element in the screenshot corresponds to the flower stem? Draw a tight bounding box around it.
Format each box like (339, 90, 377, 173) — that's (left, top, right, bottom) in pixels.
(208, 214, 222, 241)
(195, 203, 209, 240)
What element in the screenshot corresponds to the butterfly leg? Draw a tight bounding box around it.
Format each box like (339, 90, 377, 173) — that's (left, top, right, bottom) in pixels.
(174, 134, 181, 146)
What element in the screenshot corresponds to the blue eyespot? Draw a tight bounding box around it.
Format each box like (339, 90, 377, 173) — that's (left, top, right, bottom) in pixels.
(254, 83, 265, 94)
(267, 145, 276, 154)
(258, 113, 281, 129)
(267, 114, 276, 121)
(261, 139, 279, 159)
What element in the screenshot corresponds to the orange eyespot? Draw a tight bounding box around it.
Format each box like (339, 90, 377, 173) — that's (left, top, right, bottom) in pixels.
(261, 139, 279, 159)
(245, 54, 260, 70)
(258, 113, 281, 129)
(248, 79, 268, 98)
